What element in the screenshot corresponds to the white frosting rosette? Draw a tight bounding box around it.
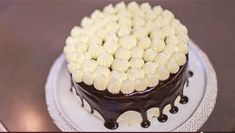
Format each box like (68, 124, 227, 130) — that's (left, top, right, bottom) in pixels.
(129, 58, 144, 68)
(107, 78, 122, 94)
(114, 47, 131, 60)
(112, 59, 130, 72)
(64, 2, 189, 94)
(120, 80, 135, 94)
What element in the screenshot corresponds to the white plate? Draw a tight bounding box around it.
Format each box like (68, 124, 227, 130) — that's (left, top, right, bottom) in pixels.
(46, 41, 217, 132)
(0, 122, 7, 132)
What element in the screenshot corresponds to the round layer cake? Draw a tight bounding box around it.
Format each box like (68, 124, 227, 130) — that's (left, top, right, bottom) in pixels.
(64, 1, 190, 130)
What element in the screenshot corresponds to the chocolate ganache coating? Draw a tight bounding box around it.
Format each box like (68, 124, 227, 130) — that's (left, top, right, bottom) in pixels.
(71, 56, 189, 130)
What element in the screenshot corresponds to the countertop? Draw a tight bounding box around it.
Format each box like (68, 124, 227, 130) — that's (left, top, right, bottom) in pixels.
(0, 0, 234, 131)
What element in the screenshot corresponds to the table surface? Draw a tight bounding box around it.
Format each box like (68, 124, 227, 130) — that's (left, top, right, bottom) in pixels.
(0, 0, 234, 132)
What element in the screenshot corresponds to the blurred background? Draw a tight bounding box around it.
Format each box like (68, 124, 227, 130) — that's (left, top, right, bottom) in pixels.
(0, 0, 234, 132)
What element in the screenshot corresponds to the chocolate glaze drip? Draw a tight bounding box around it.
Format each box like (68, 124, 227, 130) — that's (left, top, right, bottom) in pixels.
(140, 111, 150, 128)
(188, 70, 194, 77)
(179, 95, 189, 104)
(70, 57, 189, 130)
(70, 79, 73, 92)
(186, 70, 194, 87)
(104, 121, 118, 130)
(141, 120, 150, 128)
(186, 79, 189, 87)
(169, 105, 179, 114)
(157, 114, 168, 122)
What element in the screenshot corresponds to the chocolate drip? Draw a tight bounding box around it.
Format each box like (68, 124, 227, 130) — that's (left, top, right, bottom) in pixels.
(188, 70, 193, 77)
(140, 111, 150, 128)
(186, 70, 194, 87)
(104, 121, 118, 130)
(186, 79, 189, 87)
(80, 97, 84, 107)
(70, 78, 73, 92)
(180, 95, 189, 104)
(158, 114, 168, 122)
(71, 57, 189, 129)
(170, 103, 179, 114)
(91, 108, 94, 114)
(141, 120, 151, 128)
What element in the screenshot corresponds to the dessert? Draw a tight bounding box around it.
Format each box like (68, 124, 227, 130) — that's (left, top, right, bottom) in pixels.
(64, 1, 190, 130)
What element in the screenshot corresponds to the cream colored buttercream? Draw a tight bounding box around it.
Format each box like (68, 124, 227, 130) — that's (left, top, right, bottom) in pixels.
(112, 59, 130, 72)
(115, 48, 131, 60)
(129, 58, 144, 68)
(120, 80, 135, 94)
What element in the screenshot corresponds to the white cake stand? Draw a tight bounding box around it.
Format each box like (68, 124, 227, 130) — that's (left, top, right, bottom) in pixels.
(45, 40, 217, 132)
(0, 123, 7, 132)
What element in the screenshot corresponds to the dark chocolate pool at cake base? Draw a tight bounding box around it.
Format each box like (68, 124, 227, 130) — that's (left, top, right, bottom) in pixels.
(71, 56, 190, 130)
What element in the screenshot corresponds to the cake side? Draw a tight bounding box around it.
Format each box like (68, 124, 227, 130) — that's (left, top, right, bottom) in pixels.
(72, 56, 189, 129)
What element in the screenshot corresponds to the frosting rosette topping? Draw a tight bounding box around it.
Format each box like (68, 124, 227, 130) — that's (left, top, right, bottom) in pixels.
(64, 1, 189, 94)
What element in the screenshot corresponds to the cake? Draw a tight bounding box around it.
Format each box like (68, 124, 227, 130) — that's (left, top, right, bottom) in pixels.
(63, 1, 190, 130)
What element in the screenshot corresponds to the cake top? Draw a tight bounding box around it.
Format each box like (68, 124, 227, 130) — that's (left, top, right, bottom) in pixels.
(64, 1, 189, 94)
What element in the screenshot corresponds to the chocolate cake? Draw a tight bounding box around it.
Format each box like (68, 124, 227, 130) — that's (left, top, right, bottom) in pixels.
(64, 1, 190, 130)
